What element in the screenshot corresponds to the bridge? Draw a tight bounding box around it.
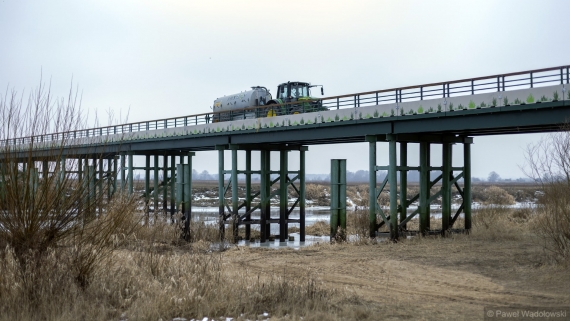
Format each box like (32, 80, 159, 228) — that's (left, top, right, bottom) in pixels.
(2, 65, 569, 242)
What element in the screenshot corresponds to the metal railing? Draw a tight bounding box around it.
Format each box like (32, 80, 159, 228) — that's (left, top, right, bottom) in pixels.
(2, 65, 569, 147)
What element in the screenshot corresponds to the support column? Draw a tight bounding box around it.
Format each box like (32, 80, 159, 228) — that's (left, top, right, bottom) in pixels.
(145, 155, 150, 224)
(218, 148, 225, 240)
(260, 150, 268, 243)
(245, 150, 251, 241)
(464, 142, 472, 231)
(170, 155, 176, 217)
(231, 148, 239, 243)
(128, 152, 133, 195)
(107, 158, 112, 201)
(279, 150, 288, 243)
(42, 160, 48, 179)
(176, 164, 183, 214)
(98, 157, 103, 215)
(163, 154, 168, 213)
(388, 136, 398, 240)
(330, 159, 339, 239)
(183, 153, 193, 241)
(419, 142, 430, 235)
(339, 159, 347, 234)
(154, 154, 159, 216)
(300, 148, 306, 242)
(265, 151, 271, 240)
(120, 153, 126, 191)
(112, 156, 118, 196)
(144, 155, 150, 201)
(88, 164, 96, 220)
(368, 136, 377, 238)
(441, 142, 452, 234)
(400, 142, 408, 230)
(331, 159, 347, 241)
(78, 157, 83, 184)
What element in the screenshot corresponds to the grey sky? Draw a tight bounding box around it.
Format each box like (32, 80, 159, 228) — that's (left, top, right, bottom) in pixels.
(1, 0, 568, 179)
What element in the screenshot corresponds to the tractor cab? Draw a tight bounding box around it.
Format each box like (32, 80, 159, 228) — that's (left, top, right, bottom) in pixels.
(277, 82, 319, 102)
(265, 81, 325, 116)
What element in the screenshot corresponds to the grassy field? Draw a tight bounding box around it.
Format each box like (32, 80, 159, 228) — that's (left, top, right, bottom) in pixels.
(1, 182, 568, 321)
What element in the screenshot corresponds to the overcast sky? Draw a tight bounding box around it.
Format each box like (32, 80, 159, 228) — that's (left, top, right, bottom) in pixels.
(1, 0, 568, 179)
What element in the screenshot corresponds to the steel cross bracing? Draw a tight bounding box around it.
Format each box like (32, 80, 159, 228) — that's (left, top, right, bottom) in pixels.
(366, 134, 472, 239)
(216, 144, 307, 243)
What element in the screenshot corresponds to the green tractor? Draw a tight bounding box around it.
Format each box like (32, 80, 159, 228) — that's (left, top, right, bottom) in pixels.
(265, 81, 325, 117)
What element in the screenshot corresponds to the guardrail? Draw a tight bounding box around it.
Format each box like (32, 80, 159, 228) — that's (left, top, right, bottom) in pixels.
(2, 65, 569, 147)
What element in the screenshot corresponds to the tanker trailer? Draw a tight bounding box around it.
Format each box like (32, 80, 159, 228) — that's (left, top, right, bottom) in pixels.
(212, 86, 271, 122)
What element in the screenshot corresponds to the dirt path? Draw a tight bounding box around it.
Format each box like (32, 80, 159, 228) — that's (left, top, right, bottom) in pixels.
(222, 235, 570, 320)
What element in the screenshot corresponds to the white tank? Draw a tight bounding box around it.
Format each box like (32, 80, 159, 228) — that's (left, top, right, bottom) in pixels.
(213, 86, 271, 113)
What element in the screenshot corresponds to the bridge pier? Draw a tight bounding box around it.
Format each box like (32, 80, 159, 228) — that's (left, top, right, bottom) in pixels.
(367, 135, 473, 240)
(216, 144, 307, 244)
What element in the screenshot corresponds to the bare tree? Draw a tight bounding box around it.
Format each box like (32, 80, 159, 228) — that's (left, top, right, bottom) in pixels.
(524, 124, 570, 264)
(487, 171, 500, 182)
(0, 80, 139, 295)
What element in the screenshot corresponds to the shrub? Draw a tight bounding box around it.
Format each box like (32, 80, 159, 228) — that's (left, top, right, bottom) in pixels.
(481, 186, 515, 205)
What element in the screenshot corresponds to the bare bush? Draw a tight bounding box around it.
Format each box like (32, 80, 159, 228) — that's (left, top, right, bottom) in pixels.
(481, 186, 516, 205)
(471, 206, 528, 241)
(524, 124, 570, 264)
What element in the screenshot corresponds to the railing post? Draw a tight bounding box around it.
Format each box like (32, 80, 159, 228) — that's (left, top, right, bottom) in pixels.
(497, 76, 500, 92)
(442, 84, 446, 98)
(502, 76, 505, 91)
(420, 87, 423, 100)
(471, 80, 474, 95)
(530, 72, 534, 88)
(337, 97, 339, 109)
(375, 92, 379, 105)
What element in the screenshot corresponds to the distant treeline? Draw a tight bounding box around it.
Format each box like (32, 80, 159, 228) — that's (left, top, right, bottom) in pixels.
(137, 169, 529, 183)
(191, 169, 453, 183)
